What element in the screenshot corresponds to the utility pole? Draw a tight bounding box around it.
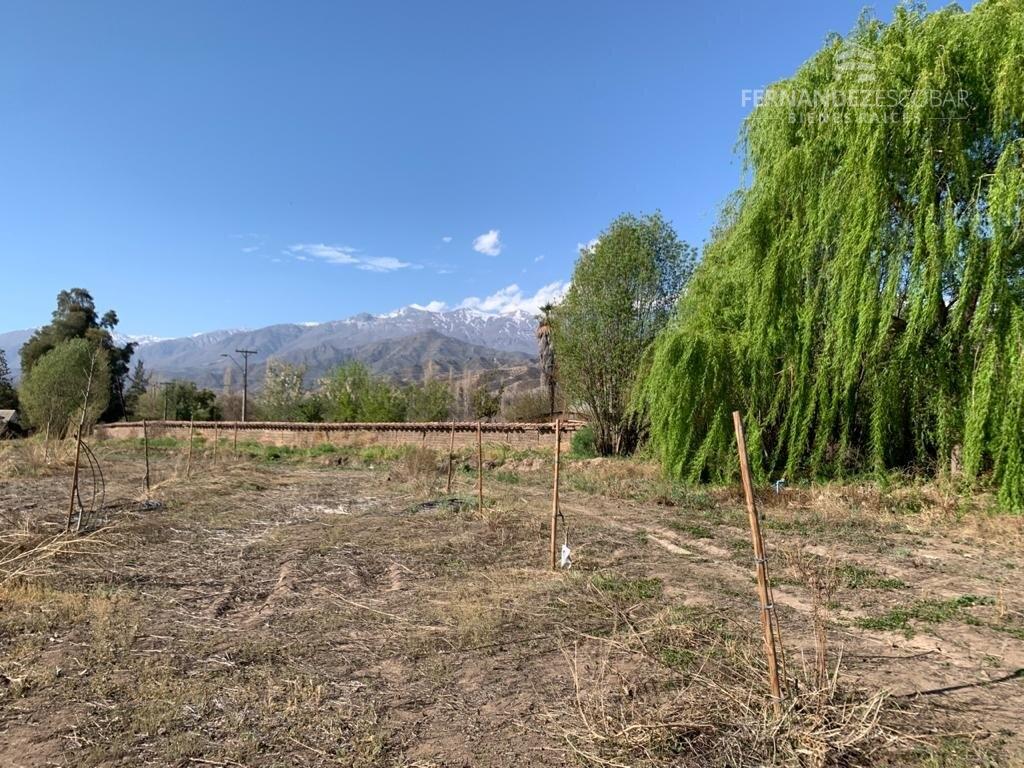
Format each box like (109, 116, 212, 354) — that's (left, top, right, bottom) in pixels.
(235, 349, 258, 422)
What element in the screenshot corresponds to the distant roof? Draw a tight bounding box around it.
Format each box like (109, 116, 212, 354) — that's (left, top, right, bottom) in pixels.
(0, 409, 17, 425)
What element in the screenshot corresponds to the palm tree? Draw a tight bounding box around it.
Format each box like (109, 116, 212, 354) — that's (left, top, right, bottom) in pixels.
(536, 303, 557, 417)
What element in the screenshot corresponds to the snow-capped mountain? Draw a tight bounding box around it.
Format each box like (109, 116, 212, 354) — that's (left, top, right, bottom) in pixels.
(130, 306, 539, 387)
(1, 306, 542, 387)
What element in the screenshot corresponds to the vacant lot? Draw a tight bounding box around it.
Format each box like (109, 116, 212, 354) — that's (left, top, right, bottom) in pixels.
(1, 438, 1022, 767)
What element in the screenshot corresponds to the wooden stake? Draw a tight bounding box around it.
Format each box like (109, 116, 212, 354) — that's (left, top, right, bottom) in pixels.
(186, 418, 195, 479)
(66, 351, 98, 533)
(446, 419, 456, 495)
(476, 420, 483, 514)
(212, 422, 219, 464)
(143, 419, 151, 496)
(550, 419, 561, 570)
(233, 422, 239, 454)
(66, 427, 84, 533)
(733, 410, 783, 711)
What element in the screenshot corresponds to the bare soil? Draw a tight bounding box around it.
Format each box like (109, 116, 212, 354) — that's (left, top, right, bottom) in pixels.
(0, 440, 1021, 766)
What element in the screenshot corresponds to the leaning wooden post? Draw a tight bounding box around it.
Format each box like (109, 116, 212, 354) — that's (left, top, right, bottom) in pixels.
(733, 410, 783, 712)
(476, 420, 483, 514)
(550, 419, 561, 570)
(186, 418, 195, 479)
(446, 419, 456, 495)
(142, 419, 151, 496)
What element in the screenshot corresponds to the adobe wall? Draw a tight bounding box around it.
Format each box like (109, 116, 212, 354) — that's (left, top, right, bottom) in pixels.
(93, 420, 579, 452)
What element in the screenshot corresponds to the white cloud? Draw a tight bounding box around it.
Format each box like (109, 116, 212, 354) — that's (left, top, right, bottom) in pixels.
(358, 256, 412, 272)
(458, 281, 569, 316)
(441, 235, 452, 243)
(410, 300, 448, 312)
(577, 238, 599, 254)
(241, 245, 261, 253)
(288, 243, 412, 272)
(289, 243, 359, 265)
(472, 229, 502, 256)
(534, 254, 545, 262)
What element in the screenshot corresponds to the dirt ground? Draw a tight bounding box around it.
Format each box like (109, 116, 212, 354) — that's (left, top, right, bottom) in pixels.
(0, 439, 1022, 767)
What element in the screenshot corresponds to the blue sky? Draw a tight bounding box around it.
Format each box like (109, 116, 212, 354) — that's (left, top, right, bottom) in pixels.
(1, 0, 962, 337)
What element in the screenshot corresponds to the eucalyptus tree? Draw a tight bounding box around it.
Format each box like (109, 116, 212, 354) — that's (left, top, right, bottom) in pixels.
(20, 288, 135, 422)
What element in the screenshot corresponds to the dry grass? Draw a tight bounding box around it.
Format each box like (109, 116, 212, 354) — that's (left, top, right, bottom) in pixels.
(553, 590, 903, 768)
(0, 440, 1019, 766)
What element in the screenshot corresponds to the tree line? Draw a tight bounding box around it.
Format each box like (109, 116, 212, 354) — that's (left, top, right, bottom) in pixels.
(3, 291, 523, 435)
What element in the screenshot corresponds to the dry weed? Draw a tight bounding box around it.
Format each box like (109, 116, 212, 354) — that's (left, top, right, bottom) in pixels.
(552, 588, 905, 767)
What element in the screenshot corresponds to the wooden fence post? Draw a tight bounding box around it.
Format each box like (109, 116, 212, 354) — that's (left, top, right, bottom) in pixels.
(233, 422, 239, 454)
(733, 410, 783, 712)
(477, 421, 483, 515)
(143, 419, 151, 496)
(550, 419, 561, 570)
(212, 422, 219, 464)
(186, 418, 195, 479)
(446, 419, 456, 495)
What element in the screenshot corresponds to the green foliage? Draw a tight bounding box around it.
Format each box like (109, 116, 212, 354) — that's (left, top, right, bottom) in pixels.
(136, 381, 220, 421)
(856, 595, 995, 637)
(19, 339, 111, 436)
(501, 387, 555, 421)
(19, 288, 134, 421)
(837, 564, 906, 590)
(469, 384, 501, 420)
(258, 359, 312, 421)
(553, 212, 695, 455)
(294, 395, 326, 423)
(642, 2, 1024, 509)
(0, 350, 18, 411)
(322, 361, 406, 422)
(591, 573, 663, 601)
(569, 424, 598, 458)
(403, 379, 452, 422)
(124, 359, 149, 419)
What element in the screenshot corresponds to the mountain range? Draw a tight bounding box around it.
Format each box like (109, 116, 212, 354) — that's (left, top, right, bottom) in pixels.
(1, 307, 541, 390)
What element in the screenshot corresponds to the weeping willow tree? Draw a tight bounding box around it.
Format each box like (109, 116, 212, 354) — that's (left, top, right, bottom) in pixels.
(642, 0, 1024, 509)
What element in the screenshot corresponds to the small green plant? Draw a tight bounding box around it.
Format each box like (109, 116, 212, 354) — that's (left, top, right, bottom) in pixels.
(856, 595, 995, 637)
(856, 609, 913, 636)
(659, 646, 696, 670)
(667, 519, 714, 538)
(591, 573, 662, 601)
(837, 564, 906, 590)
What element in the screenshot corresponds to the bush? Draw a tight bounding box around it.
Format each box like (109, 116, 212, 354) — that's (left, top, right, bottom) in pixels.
(19, 339, 110, 436)
(570, 425, 598, 458)
(501, 388, 551, 421)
